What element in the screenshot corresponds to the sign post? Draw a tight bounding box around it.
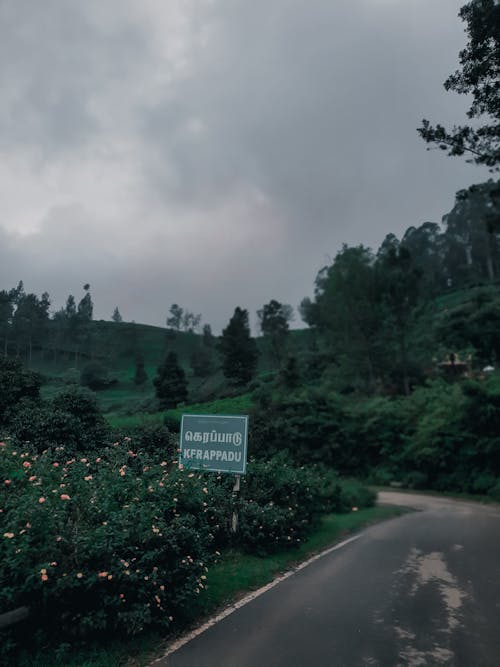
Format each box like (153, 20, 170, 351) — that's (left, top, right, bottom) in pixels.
(179, 414, 248, 474)
(179, 414, 248, 533)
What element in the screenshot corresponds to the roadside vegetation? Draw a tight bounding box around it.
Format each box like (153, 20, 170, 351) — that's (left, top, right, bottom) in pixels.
(1, 3, 499, 661)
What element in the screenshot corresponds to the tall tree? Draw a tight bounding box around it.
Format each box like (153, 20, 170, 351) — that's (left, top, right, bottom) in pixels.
(11, 292, 50, 363)
(77, 284, 93, 321)
(65, 295, 77, 319)
(133, 354, 148, 387)
(153, 352, 188, 408)
(181, 311, 202, 333)
(112, 307, 123, 323)
(376, 246, 423, 395)
(202, 323, 213, 347)
(166, 304, 183, 331)
(418, 0, 499, 170)
(311, 245, 382, 390)
(219, 307, 258, 386)
(257, 299, 294, 364)
(0, 290, 13, 357)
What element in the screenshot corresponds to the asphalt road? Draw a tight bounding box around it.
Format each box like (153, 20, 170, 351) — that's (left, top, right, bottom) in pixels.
(154, 493, 500, 667)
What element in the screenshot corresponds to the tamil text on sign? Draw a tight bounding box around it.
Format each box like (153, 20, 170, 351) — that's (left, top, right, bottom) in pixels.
(179, 414, 248, 474)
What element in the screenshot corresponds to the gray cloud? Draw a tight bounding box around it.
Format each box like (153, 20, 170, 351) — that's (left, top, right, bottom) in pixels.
(0, 0, 491, 331)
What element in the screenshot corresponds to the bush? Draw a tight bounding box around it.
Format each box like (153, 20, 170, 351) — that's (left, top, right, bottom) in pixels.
(0, 358, 41, 423)
(236, 457, 375, 555)
(0, 436, 376, 660)
(488, 480, 500, 502)
(111, 423, 177, 460)
(80, 362, 116, 390)
(0, 442, 219, 657)
(7, 388, 109, 456)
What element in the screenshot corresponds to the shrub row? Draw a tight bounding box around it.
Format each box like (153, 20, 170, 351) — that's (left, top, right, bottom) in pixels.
(0, 438, 373, 659)
(250, 375, 500, 496)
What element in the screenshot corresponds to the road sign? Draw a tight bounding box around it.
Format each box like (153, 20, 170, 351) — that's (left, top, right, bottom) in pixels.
(179, 414, 248, 474)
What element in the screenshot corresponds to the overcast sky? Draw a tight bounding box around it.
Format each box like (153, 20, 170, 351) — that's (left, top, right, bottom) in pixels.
(0, 0, 491, 332)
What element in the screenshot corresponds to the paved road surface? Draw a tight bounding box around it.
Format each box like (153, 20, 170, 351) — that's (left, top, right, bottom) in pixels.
(154, 493, 500, 667)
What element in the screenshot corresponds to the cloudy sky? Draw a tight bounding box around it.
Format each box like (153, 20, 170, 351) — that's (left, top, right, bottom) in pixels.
(0, 0, 491, 332)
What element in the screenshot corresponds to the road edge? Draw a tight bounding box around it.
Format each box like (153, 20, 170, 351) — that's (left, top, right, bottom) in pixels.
(150, 533, 362, 664)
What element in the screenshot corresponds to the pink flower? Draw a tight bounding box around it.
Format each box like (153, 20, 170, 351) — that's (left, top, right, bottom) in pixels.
(3, 532, 14, 539)
(4, 480, 11, 486)
(23, 461, 31, 468)
(60, 494, 70, 500)
(29, 476, 36, 482)
(98, 571, 108, 578)
(84, 475, 92, 481)
(53, 462, 59, 467)
(96, 457, 101, 463)
(38, 497, 46, 504)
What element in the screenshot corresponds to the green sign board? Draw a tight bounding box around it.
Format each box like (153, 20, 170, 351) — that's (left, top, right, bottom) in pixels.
(179, 414, 248, 474)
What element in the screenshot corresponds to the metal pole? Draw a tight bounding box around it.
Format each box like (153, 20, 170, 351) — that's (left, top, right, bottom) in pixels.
(231, 474, 241, 534)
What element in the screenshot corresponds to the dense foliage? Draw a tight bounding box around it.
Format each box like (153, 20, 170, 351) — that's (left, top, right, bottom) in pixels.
(418, 0, 499, 169)
(218, 307, 258, 386)
(153, 352, 188, 409)
(0, 434, 373, 660)
(250, 374, 500, 495)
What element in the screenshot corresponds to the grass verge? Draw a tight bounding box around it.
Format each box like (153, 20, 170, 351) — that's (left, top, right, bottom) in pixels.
(372, 485, 500, 505)
(192, 505, 406, 618)
(18, 504, 404, 667)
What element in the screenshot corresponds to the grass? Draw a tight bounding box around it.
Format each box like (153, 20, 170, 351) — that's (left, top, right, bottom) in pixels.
(373, 485, 500, 505)
(164, 392, 255, 424)
(105, 391, 256, 430)
(18, 504, 405, 667)
(193, 505, 406, 617)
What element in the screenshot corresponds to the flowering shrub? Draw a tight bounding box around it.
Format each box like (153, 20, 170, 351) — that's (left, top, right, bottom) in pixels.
(6, 387, 109, 455)
(0, 439, 223, 655)
(0, 438, 375, 658)
(236, 457, 375, 555)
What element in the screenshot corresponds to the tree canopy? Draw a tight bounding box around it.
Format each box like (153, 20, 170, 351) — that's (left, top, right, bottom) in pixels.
(418, 0, 499, 169)
(219, 307, 258, 386)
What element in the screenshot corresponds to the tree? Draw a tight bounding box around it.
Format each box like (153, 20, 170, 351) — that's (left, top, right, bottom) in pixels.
(218, 307, 258, 386)
(65, 294, 77, 319)
(442, 181, 500, 282)
(133, 355, 148, 386)
(0, 357, 41, 423)
(376, 246, 423, 395)
(80, 361, 114, 390)
(311, 245, 383, 391)
(202, 323, 213, 347)
(418, 0, 499, 170)
(112, 307, 123, 323)
(77, 285, 93, 321)
(0, 290, 13, 356)
(166, 304, 183, 331)
(190, 345, 214, 377)
(257, 300, 294, 364)
(153, 352, 188, 408)
(279, 356, 301, 390)
(11, 292, 50, 363)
